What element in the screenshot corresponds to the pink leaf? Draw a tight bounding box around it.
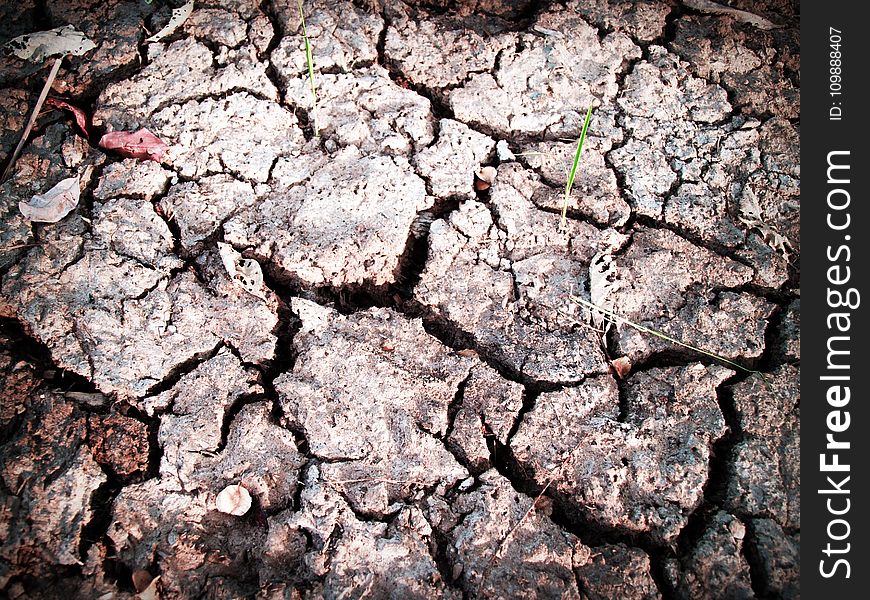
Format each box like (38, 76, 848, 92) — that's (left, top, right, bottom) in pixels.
(98, 128, 168, 161)
(45, 97, 90, 139)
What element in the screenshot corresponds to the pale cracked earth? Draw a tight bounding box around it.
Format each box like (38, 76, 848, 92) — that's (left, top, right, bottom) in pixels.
(0, 1, 799, 599)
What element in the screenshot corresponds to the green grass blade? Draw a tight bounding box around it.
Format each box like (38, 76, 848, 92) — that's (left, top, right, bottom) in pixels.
(568, 295, 763, 375)
(297, 0, 318, 136)
(560, 105, 594, 230)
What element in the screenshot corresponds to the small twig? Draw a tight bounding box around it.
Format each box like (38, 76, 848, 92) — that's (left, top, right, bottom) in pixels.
(324, 477, 429, 487)
(568, 295, 764, 375)
(2, 56, 64, 182)
(0, 243, 39, 252)
(477, 436, 586, 594)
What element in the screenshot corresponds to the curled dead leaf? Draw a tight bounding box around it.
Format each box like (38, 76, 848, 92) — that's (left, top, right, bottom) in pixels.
(19, 176, 80, 223)
(136, 575, 161, 600)
(132, 569, 154, 594)
(46, 97, 90, 139)
(2, 25, 96, 62)
(474, 166, 497, 191)
(217, 242, 267, 300)
(683, 0, 778, 29)
(215, 483, 252, 516)
(145, 0, 195, 43)
(610, 356, 632, 380)
(98, 128, 168, 161)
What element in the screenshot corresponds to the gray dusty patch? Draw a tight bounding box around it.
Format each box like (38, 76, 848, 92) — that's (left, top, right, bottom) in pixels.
(0, 0, 799, 597)
(512, 364, 731, 544)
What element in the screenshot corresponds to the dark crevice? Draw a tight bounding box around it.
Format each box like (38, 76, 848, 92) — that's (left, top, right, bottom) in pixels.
(288, 459, 315, 513)
(524, 187, 628, 232)
(215, 389, 270, 454)
(614, 374, 632, 423)
(504, 386, 537, 445)
(262, 47, 290, 109)
(411, 309, 521, 386)
(490, 431, 669, 553)
(103, 537, 137, 594)
(258, 0, 285, 55)
(736, 280, 799, 308)
(153, 199, 190, 259)
(428, 527, 468, 600)
(670, 368, 755, 576)
(377, 7, 455, 123)
(624, 346, 762, 378)
(248, 199, 466, 322)
(139, 87, 282, 128)
(395, 196, 462, 298)
(760, 300, 797, 369)
(654, 158, 685, 225)
(136, 404, 164, 484)
(478, 366, 770, 600)
(443, 371, 471, 442)
(481, 430, 683, 600)
(0, 317, 101, 396)
(647, 554, 680, 600)
(78, 474, 123, 570)
(742, 520, 768, 599)
(30, 0, 52, 30)
(142, 342, 224, 398)
(632, 214, 755, 269)
(262, 263, 384, 315)
(262, 297, 303, 380)
(337, 494, 405, 525)
(374, 1, 389, 67)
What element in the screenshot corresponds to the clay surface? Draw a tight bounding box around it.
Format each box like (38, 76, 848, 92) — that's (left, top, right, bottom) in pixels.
(1, 1, 799, 598)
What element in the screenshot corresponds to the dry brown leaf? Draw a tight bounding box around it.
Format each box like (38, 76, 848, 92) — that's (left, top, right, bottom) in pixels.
(19, 176, 80, 223)
(98, 128, 168, 161)
(46, 97, 90, 139)
(132, 569, 154, 593)
(738, 187, 793, 260)
(683, 0, 778, 29)
(99, 128, 168, 162)
(136, 575, 161, 600)
(610, 356, 632, 379)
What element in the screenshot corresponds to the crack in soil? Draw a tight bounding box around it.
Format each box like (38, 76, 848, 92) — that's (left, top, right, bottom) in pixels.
(142, 341, 224, 398)
(0, 2, 799, 597)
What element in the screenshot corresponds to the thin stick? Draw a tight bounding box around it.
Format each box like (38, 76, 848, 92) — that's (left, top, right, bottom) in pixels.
(324, 477, 429, 487)
(0, 243, 39, 252)
(478, 435, 585, 594)
(2, 56, 64, 182)
(568, 295, 762, 374)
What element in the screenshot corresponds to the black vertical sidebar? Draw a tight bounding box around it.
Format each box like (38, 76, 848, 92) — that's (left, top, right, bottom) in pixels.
(802, 2, 869, 597)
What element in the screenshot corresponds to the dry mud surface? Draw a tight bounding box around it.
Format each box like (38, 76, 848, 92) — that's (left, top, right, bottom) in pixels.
(0, 1, 799, 599)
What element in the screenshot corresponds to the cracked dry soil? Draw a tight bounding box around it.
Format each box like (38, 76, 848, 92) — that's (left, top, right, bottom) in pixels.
(0, 1, 799, 599)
